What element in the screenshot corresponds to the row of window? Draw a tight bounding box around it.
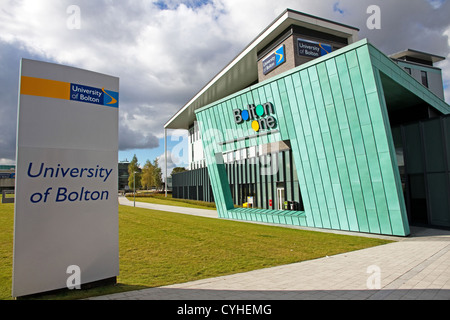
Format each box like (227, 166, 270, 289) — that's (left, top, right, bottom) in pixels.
(223, 145, 275, 163)
(404, 67, 428, 88)
(190, 160, 205, 170)
(189, 145, 279, 170)
(189, 146, 260, 170)
(188, 122, 200, 143)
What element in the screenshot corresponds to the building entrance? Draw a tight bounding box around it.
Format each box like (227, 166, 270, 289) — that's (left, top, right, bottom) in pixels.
(277, 187, 285, 210)
(392, 115, 450, 228)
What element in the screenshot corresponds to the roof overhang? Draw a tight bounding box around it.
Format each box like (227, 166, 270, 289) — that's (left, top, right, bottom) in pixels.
(389, 49, 446, 65)
(164, 8, 359, 130)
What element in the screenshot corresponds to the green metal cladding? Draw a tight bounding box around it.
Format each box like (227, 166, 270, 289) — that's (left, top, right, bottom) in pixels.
(195, 39, 450, 237)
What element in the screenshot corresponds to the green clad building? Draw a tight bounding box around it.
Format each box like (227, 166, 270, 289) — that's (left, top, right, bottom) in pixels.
(165, 9, 450, 237)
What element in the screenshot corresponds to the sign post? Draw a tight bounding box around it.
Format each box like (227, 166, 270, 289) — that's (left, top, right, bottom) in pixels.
(12, 59, 120, 298)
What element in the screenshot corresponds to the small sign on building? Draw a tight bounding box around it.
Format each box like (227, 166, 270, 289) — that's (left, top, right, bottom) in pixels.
(297, 38, 332, 58)
(262, 45, 286, 75)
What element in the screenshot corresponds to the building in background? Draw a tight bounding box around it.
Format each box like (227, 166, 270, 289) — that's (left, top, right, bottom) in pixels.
(118, 160, 130, 191)
(0, 165, 15, 193)
(390, 49, 446, 101)
(165, 9, 450, 236)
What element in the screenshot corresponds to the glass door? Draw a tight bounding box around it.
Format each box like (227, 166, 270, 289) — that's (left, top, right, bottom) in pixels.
(277, 187, 285, 210)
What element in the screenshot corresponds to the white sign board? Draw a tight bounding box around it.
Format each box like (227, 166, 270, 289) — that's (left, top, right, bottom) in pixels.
(13, 59, 119, 297)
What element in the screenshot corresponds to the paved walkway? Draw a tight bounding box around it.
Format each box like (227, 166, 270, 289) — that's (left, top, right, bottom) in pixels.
(118, 195, 218, 219)
(90, 197, 450, 300)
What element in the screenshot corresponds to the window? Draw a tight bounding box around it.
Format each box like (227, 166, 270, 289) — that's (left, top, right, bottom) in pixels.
(421, 71, 429, 88)
(248, 146, 256, 158)
(189, 127, 194, 143)
(235, 150, 241, 161)
(241, 148, 247, 160)
(404, 67, 411, 75)
(193, 121, 199, 142)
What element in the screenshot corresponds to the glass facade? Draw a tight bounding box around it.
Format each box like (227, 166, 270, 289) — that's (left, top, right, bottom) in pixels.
(394, 117, 450, 227)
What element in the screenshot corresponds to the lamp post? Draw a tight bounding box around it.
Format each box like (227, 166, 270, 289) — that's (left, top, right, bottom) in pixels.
(164, 128, 167, 198)
(133, 171, 138, 207)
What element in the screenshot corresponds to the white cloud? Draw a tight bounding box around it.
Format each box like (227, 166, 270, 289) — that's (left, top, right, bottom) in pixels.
(427, 0, 446, 9)
(158, 148, 189, 179)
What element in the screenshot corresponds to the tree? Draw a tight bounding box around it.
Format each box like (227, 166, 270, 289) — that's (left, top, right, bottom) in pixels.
(153, 158, 162, 190)
(128, 154, 141, 190)
(171, 167, 187, 176)
(140, 158, 162, 191)
(141, 160, 154, 190)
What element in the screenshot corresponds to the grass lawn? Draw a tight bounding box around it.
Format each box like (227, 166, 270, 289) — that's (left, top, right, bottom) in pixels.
(0, 202, 14, 300)
(0, 200, 393, 300)
(128, 192, 217, 210)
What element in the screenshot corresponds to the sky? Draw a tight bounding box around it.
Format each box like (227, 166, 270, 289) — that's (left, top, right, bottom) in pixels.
(0, 0, 449, 177)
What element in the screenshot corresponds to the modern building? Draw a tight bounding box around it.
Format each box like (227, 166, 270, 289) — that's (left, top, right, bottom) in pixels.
(0, 165, 15, 193)
(389, 49, 446, 100)
(118, 160, 130, 191)
(165, 9, 450, 236)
